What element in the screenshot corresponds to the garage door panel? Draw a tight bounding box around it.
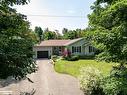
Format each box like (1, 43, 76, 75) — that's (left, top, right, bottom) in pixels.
(37, 51, 48, 58)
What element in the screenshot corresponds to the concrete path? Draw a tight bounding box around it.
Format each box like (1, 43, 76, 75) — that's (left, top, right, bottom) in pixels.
(0, 59, 84, 95)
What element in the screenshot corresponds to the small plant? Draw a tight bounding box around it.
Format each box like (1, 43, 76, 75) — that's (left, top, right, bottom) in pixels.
(51, 55, 58, 62)
(79, 66, 103, 95)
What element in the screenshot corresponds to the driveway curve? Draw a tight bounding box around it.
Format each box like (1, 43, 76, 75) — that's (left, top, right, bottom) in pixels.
(0, 59, 84, 95)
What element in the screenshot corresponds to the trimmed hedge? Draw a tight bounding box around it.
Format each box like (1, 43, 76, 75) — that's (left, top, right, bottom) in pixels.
(79, 55, 95, 59)
(63, 55, 95, 61)
(64, 55, 79, 61)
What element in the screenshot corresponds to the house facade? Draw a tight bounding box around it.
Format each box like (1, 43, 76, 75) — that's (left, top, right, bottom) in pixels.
(33, 38, 95, 59)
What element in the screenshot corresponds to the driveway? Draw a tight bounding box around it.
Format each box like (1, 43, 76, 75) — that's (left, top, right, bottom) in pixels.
(0, 59, 84, 95)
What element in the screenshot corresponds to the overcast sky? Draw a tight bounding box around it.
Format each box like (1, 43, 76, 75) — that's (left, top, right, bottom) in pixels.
(14, 0, 95, 32)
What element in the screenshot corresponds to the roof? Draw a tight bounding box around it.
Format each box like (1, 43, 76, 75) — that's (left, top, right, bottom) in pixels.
(65, 38, 83, 46)
(35, 38, 84, 47)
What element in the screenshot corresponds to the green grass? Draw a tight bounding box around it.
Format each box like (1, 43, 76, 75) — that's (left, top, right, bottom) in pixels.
(54, 59, 117, 77)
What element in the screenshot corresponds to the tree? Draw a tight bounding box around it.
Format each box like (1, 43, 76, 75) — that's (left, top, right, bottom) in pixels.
(62, 28, 68, 34)
(44, 27, 49, 32)
(62, 28, 77, 39)
(76, 29, 82, 38)
(68, 30, 77, 39)
(88, 0, 127, 65)
(62, 28, 85, 39)
(34, 26, 43, 41)
(0, 0, 29, 6)
(86, 1, 127, 95)
(43, 31, 57, 40)
(55, 30, 62, 39)
(62, 28, 68, 39)
(0, 0, 37, 79)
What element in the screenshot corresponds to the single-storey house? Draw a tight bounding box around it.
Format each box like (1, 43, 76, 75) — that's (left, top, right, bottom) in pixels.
(33, 38, 95, 59)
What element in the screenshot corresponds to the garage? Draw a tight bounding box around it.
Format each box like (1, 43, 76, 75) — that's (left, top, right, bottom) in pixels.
(37, 51, 49, 58)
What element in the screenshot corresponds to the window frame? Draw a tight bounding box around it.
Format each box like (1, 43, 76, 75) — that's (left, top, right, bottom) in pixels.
(72, 46, 81, 53)
(89, 46, 95, 53)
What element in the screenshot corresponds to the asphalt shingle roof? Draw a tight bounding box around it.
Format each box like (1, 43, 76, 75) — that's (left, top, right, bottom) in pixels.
(36, 38, 83, 47)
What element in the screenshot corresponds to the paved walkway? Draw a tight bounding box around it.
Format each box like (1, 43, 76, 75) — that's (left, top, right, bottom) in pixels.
(0, 59, 84, 95)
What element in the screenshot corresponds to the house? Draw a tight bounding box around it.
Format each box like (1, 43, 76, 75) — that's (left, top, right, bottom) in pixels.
(33, 38, 95, 59)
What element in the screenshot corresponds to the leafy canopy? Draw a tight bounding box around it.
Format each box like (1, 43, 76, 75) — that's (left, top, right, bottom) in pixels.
(0, 0, 29, 6)
(0, 0, 37, 79)
(88, 0, 127, 63)
(34, 26, 43, 41)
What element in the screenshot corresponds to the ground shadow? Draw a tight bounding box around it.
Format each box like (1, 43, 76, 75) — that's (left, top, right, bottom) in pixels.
(20, 89, 36, 95)
(0, 76, 26, 87)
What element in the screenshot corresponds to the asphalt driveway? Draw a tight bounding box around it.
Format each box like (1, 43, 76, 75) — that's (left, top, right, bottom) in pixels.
(0, 59, 84, 95)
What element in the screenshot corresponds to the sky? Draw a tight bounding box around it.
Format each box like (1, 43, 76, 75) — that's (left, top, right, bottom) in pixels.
(14, 0, 95, 32)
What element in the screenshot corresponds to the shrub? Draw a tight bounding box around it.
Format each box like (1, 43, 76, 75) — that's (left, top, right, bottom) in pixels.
(70, 55, 79, 61)
(100, 65, 127, 95)
(64, 55, 79, 61)
(78, 63, 127, 95)
(79, 55, 95, 59)
(100, 77, 122, 95)
(78, 66, 103, 95)
(51, 55, 58, 62)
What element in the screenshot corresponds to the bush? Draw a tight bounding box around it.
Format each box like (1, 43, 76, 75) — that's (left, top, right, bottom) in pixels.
(100, 77, 122, 95)
(64, 55, 79, 61)
(51, 55, 58, 62)
(79, 64, 127, 95)
(78, 66, 103, 95)
(79, 55, 95, 59)
(100, 64, 127, 95)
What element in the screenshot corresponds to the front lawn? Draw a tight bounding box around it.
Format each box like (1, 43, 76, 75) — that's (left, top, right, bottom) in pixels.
(54, 60, 117, 77)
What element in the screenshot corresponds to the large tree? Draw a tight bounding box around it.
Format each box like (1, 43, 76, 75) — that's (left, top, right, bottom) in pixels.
(88, 0, 127, 64)
(34, 26, 43, 41)
(55, 30, 62, 39)
(0, 0, 37, 79)
(43, 31, 57, 40)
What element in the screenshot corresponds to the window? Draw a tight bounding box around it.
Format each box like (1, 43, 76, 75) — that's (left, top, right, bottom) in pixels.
(89, 46, 95, 53)
(72, 46, 81, 53)
(72, 46, 75, 53)
(79, 46, 81, 52)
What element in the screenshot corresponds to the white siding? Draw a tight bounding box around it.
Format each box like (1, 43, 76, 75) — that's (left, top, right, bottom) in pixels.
(67, 39, 95, 56)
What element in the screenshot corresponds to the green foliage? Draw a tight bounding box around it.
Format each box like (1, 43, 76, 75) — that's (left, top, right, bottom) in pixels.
(62, 28, 68, 34)
(96, 0, 123, 5)
(0, 1, 37, 79)
(88, 1, 127, 94)
(79, 65, 127, 95)
(64, 55, 79, 61)
(70, 55, 79, 61)
(79, 55, 95, 59)
(0, 0, 29, 6)
(100, 65, 127, 95)
(43, 31, 57, 40)
(88, 0, 127, 64)
(79, 66, 103, 95)
(34, 26, 43, 41)
(62, 28, 85, 39)
(101, 77, 122, 95)
(51, 55, 58, 62)
(34, 27, 62, 40)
